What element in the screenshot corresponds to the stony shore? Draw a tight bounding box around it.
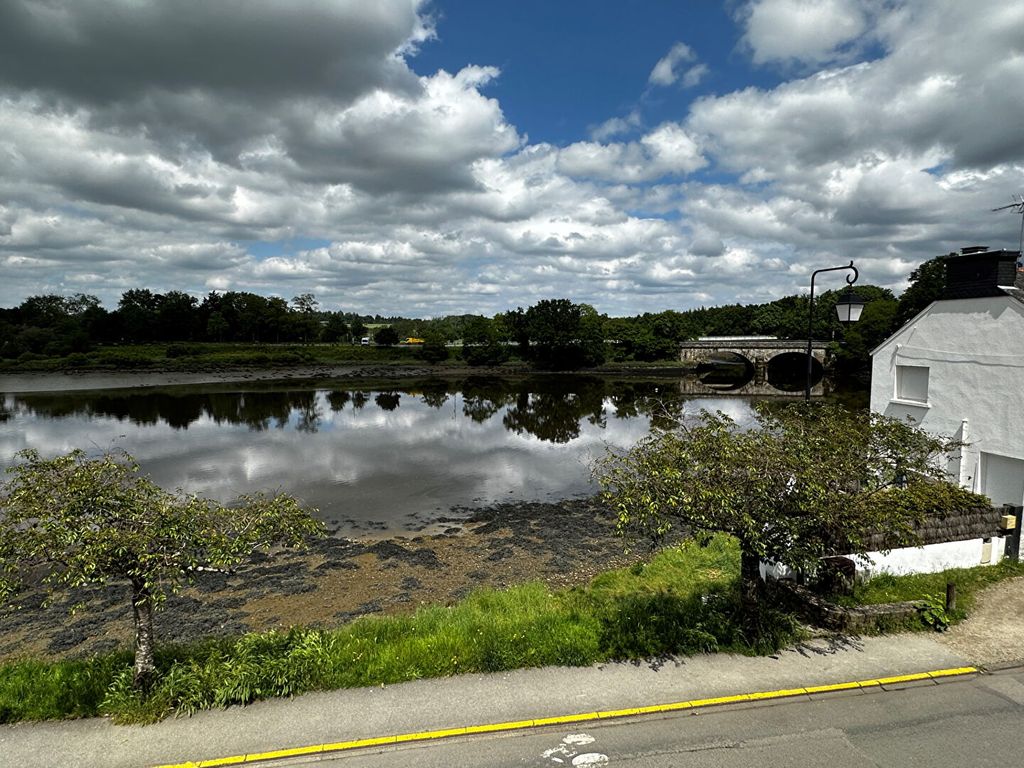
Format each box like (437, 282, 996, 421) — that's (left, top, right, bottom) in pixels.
(0, 498, 674, 662)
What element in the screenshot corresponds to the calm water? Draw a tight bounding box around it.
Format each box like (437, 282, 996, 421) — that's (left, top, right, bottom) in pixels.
(0, 376, 758, 535)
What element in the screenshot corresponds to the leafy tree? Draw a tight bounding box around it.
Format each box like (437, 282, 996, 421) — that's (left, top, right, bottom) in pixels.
(291, 293, 319, 314)
(525, 299, 606, 370)
(0, 450, 323, 690)
(374, 326, 400, 346)
(155, 291, 198, 342)
(498, 308, 530, 358)
(419, 330, 450, 363)
(204, 311, 228, 341)
(461, 316, 508, 366)
(897, 255, 948, 326)
(832, 298, 899, 373)
(597, 403, 969, 633)
(349, 318, 368, 341)
(321, 313, 349, 343)
(117, 289, 160, 342)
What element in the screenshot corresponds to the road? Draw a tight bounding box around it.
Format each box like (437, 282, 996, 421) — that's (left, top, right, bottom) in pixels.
(319, 668, 1024, 767)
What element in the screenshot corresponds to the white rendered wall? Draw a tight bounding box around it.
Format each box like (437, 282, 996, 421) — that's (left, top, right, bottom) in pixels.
(857, 537, 1006, 578)
(870, 296, 1024, 505)
(760, 537, 1006, 582)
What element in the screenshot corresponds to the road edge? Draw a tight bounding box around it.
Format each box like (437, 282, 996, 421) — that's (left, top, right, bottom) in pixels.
(153, 666, 979, 768)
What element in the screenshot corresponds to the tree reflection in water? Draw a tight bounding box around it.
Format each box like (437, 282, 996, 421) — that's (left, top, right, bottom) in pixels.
(7, 377, 696, 444)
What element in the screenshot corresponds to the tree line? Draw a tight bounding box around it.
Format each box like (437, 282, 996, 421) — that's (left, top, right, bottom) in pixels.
(0, 256, 947, 370)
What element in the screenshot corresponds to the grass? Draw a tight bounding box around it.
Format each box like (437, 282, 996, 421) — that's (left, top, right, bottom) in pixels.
(0, 342, 687, 373)
(0, 536, 766, 724)
(0, 342, 430, 372)
(846, 558, 1024, 624)
(4, 539, 1020, 725)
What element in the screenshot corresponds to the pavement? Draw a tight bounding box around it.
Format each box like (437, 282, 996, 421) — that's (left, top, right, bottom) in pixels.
(0, 632, 999, 768)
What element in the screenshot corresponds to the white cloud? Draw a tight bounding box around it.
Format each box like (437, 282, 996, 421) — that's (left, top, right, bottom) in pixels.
(557, 125, 705, 183)
(648, 42, 697, 86)
(589, 110, 642, 141)
(740, 0, 870, 66)
(0, 0, 1023, 316)
(680, 63, 710, 89)
(648, 42, 708, 90)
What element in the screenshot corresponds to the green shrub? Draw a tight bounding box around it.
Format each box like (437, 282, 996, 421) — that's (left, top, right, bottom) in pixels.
(165, 344, 200, 359)
(61, 353, 91, 368)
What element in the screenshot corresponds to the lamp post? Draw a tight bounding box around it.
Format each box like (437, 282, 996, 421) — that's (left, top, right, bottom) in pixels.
(805, 261, 865, 400)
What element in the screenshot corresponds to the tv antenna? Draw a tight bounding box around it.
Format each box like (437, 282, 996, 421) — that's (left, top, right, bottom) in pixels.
(993, 194, 1024, 254)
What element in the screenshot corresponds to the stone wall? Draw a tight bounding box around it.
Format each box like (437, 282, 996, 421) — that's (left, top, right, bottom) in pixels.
(863, 506, 1004, 550)
(776, 582, 920, 633)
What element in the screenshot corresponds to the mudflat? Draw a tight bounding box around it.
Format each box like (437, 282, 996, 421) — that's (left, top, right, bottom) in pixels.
(0, 498, 668, 661)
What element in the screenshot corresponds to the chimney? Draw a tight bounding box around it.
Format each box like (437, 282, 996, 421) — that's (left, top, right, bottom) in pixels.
(941, 247, 1022, 299)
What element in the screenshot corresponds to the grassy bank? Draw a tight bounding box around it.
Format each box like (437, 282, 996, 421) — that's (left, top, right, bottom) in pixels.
(0, 342, 692, 374)
(1, 537, 769, 724)
(2, 538, 1019, 725)
(0, 342, 430, 372)
(845, 558, 1024, 623)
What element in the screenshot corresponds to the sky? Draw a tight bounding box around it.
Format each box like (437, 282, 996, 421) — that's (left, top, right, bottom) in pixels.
(1, 0, 1023, 317)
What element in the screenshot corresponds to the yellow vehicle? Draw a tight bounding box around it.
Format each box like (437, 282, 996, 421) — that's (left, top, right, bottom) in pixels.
(404, 337, 425, 345)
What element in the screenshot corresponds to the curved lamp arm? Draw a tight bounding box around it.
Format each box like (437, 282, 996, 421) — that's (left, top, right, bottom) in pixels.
(806, 261, 858, 400)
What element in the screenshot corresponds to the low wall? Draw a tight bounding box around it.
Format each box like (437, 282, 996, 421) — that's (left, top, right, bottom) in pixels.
(858, 537, 1006, 578)
(776, 583, 920, 633)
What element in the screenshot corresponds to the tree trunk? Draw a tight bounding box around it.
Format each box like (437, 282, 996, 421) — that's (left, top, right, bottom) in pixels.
(739, 547, 763, 633)
(131, 578, 156, 692)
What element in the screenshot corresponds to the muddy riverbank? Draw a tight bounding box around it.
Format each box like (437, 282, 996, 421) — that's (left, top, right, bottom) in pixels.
(0, 499, 679, 662)
(0, 363, 696, 394)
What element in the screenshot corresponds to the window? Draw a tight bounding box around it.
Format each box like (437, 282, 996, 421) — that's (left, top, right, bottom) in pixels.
(895, 364, 929, 403)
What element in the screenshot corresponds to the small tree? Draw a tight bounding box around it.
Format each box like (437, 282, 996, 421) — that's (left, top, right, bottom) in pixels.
(374, 326, 400, 346)
(597, 403, 972, 630)
(0, 450, 324, 690)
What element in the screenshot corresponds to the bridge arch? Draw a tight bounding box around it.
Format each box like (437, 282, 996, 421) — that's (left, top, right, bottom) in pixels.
(766, 351, 822, 391)
(696, 351, 756, 391)
(680, 338, 830, 395)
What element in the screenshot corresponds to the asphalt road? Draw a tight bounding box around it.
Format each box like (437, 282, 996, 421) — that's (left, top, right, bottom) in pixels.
(320, 668, 1024, 767)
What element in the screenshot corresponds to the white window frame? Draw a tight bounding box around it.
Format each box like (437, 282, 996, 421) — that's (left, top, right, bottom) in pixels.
(893, 364, 930, 406)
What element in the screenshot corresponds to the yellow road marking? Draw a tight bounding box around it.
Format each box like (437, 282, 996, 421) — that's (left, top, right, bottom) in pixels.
(152, 666, 979, 767)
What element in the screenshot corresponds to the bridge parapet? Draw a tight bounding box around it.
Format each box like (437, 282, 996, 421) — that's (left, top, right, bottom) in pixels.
(679, 339, 829, 367)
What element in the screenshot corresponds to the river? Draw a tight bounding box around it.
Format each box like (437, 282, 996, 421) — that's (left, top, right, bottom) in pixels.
(0, 374, 764, 536)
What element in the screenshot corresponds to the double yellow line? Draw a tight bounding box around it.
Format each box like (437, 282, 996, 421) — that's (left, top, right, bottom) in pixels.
(157, 666, 978, 767)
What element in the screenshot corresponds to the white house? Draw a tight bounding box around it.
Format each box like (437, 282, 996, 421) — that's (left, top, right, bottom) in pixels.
(866, 245, 1024, 574)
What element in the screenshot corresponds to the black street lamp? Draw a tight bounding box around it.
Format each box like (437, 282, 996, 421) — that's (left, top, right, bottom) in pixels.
(805, 261, 865, 400)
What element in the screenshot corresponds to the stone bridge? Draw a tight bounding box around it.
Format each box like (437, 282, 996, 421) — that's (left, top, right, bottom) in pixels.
(679, 337, 830, 395)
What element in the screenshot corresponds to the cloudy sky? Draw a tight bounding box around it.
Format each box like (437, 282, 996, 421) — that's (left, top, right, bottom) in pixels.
(1, 0, 1022, 316)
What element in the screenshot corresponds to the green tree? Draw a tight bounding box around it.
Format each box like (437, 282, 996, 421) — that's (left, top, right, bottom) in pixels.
(832, 298, 899, 373)
(497, 308, 530, 358)
(896, 255, 948, 326)
(321, 313, 350, 343)
(419, 330, 450, 363)
(374, 326, 400, 346)
(461, 316, 508, 366)
(291, 293, 319, 314)
(117, 289, 160, 342)
(154, 291, 199, 341)
(0, 450, 323, 690)
(597, 403, 971, 632)
(525, 299, 606, 370)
